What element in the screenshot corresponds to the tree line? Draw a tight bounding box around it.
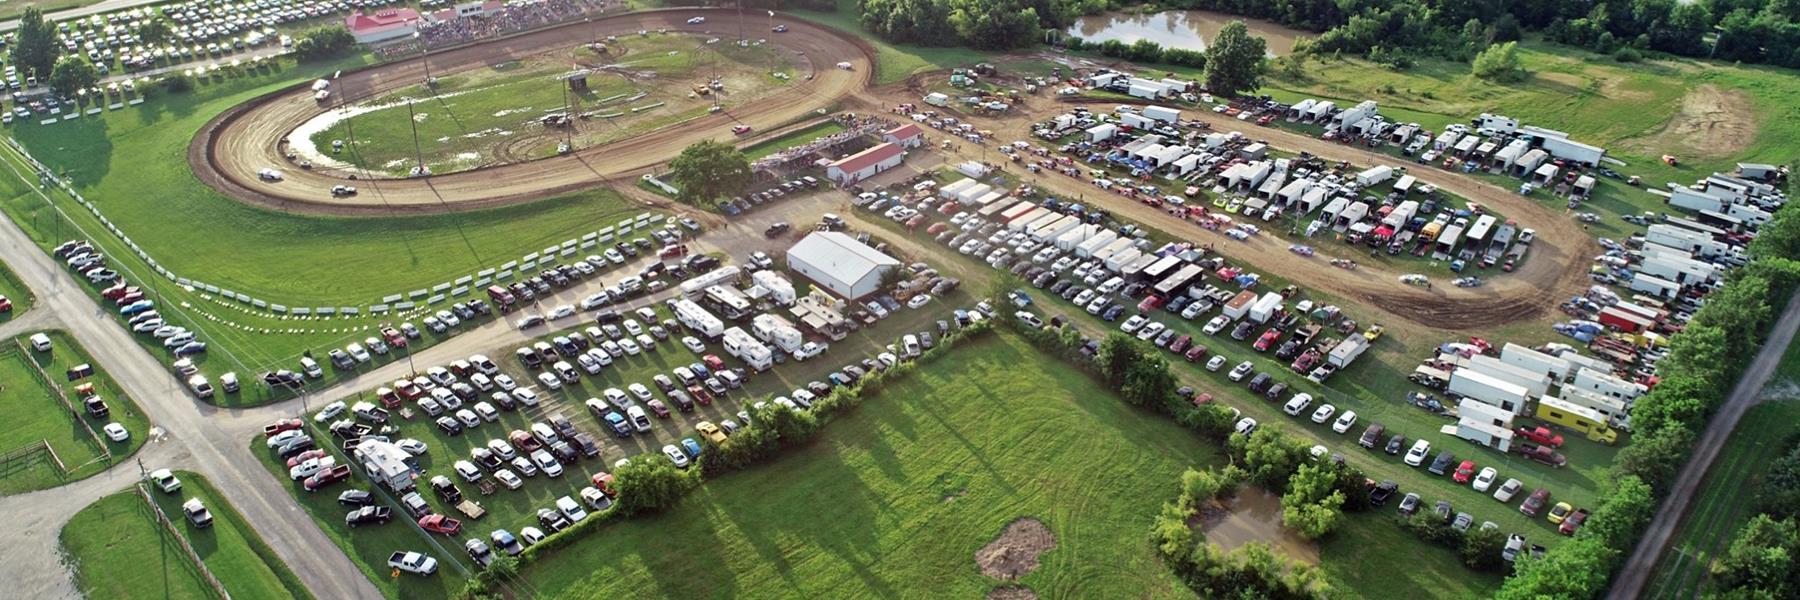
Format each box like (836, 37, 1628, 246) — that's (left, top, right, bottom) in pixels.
(1166, 0, 1800, 68)
(1496, 199, 1800, 597)
(859, 0, 1106, 50)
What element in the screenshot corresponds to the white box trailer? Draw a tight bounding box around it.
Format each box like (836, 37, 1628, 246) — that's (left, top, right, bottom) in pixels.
(1448, 368, 1529, 415)
(978, 197, 1020, 218)
(972, 191, 1006, 207)
(1459, 399, 1516, 429)
(1455, 418, 1515, 453)
(1467, 355, 1553, 398)
(1435, 224, 1466, 255)
(1248, 292, 1283, 324)
(1221, 290, 1257, 320)
(1728, 203, 1773, 226)
(723, 327, 773, 371)
(1120, 112, 1156, 130)
(1031, 214, 1082, 242)
(1647, 224, 1733, 258)
(1121, 253, 1159, 280)
(1667, 186, 1725, 213)
(1075, 230, 1119, 257)
(939, 177, 977, 199)
(1305, 100, 1335, 122)
(1500, 343, 1573, 381)
(751, 313, 806, 354)
(1434, 130, 1462, 150)
(1104, 247, 1142, 272)
(1055, 224, 1102, 251)
(1020, 209, 1062, 233)
(1641, 254, 1718, 286)
(1553, 349, 1615, 377)
(1541, 135, 1605, 166)
(672, 299, 725, 339)
(1630, 272, 1681, 299)
(1085, 123, 1117, 142)
(955, 183, 993, 204)
(1142, 105, 1181, 124)
(1128, 82, 1167, 100)
(1092, 237, 1135, 262)
(1287, 99, 1317, 120)
(1571, 367, 1646, 401)
(1320, 196, 1349, 221)
(1169, 154, 1202, 177)
(999, 201, 1036, 222)
(1296, 187, 1329, 215)
(1466, 214, 1497, 242)
(1327, 336, 1369, 368)
(1355, 165, 1393, 186)
(1383, 200, 1419, 228)
(1008, 207, 1051, 231)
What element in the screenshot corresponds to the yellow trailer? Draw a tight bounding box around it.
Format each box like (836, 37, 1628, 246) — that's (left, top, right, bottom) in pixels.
(1535, 396, 1618, 444)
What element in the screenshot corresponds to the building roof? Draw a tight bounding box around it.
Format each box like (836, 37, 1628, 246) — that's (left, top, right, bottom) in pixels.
(828, 142, 903, 174)
(346, 9, 420, 35)
(788, 232, 899, 289)
(885, 123, 924, 140)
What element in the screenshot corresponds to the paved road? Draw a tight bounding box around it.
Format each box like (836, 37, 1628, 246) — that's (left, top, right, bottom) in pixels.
(1606, 287, 1800, 600)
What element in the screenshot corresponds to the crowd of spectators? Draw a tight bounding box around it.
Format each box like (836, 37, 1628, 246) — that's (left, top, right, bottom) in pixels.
(415, 0, 610, 49)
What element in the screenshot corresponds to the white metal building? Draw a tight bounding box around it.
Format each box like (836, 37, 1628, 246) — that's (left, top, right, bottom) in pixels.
(786, 232, 901, 300)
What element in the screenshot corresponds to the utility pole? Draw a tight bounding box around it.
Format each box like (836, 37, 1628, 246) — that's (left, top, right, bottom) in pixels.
(407, 99, 426, 177)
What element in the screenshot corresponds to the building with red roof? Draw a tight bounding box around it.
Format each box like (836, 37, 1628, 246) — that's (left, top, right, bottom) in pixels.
(345, 9, 422, 45)
(825, 142, 905, 185)
(882, 123, 925, 148)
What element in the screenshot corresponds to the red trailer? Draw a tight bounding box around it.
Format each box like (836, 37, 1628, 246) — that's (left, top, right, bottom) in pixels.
(1598, 307, 1652, 333)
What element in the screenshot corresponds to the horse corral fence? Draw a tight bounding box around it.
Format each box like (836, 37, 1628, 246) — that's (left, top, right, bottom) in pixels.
(134, 483, 233, 600)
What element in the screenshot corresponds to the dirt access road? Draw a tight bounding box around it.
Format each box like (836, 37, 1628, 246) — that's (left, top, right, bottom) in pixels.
(941, 93, 1599, 330)
(191, 8, 875, 215)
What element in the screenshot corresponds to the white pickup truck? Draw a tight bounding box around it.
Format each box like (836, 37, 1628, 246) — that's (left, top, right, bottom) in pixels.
(388, 551, 438, 576)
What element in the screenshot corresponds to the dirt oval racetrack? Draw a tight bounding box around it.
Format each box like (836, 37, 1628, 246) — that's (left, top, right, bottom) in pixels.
(190, 8, 875, 216)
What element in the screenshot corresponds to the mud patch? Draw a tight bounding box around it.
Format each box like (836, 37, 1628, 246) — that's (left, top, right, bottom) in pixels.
(1624, 84, 1756, 158)
(987, 585, 1038, 600)
(975, 518, 1057, 581)
(1195, 489, 1320, 565)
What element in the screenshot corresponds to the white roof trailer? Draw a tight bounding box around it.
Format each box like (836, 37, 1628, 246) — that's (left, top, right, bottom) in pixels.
(1055, 223, 1102, 251)
(1085, 123, 1117, 142)
(1667, 186, 1727, 213)
(1288, 99, 1317, 120)
(1540, 135, 1605, 166)
(938, 177, 977, 199)
(1355, 165, 1393, 186)
(1500, 343, 1573, 381)
(1296, 187, 1329, 214)
(1449, 368, 1530, 415)
(1333, 100, 1378, 128)
(1466, 354, 1553, 397)
(1142, 105, 1181, 124)
(1092, 237, 1136, 262)
(1306, 100, 1335, 122)
(1075, 230, 1119, 257)
(955, 183, 993, 204)
(1008, 207, 1051, 231)
(1031, 214, 1082, 242)
(1466, 215, 1498, 242)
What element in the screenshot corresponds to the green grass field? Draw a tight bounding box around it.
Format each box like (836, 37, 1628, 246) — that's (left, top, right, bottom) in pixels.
(792, 0, 990, 86)
(1644, 334, 1800, 599)
(0, 258, 30, 321)
(0, 331, 151, 495)
(60, 471, 313, 600)
(518, 332, 1215, 598)
(742, 120, 847, 160)
(0, 0, 101, 21)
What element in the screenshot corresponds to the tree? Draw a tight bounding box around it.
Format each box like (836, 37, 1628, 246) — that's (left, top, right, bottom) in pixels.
(1615, 425, 1693, 495)
(1471, 41, 1526, 81)
(48, 55, 100, 99)
(1203, 21, 1268, 97)
(1461, 525, 1507, 571)
(612, 458, 696, 516)
(1711, 515, 1800, 597)
(138, 19, 173, 44)
(668, 140, 752, 207)
(12, 7, 60, 79)
(1280, 463, 1345, 539)
(1762, 444, 1800, 519)
(292, 26, 356, 61)
(1094, 333, 1142, 384)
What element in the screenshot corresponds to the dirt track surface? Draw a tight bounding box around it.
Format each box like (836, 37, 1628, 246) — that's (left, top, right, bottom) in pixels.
(958, 94, 1598, 331)
(190, 8, 874, 216)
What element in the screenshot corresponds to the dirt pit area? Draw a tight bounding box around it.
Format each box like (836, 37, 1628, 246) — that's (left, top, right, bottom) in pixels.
(974, 518, 1058, 581)
(1624, 84, 1757, 159)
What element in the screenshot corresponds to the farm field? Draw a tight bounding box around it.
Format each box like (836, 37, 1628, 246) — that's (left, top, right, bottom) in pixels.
(517, 332, 1216, 599)
(316, 34, 791, 176)
(59, 471, 313, 600)
(0, 331, 151, 495)
(252, 284, 974, 599)
(1643, 335, 1800, 599)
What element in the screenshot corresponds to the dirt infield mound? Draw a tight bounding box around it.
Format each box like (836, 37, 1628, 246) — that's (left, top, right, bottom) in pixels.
(1624, 84, 1756, 158)
(975, 518, 1057, 581)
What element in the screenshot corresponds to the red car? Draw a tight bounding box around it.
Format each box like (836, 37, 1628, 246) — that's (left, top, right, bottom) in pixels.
(263, 418, 304, 437)
(302, 465, 351, 491)
(1137, 295, 1164, 312)
(1253, 330, 1281, 352)
(418, 514, 463, 535)
(381, 326, 408, 348)
(1451, 460, 1477, 484)
(731, 125, 752, 136)
(647, 399, 671, 418)
(1514, 425, 1564, 448)
(702, 354, 726, 372)
(101, 282, 130, 299)
(686, 385, 713, 405)
(1184, 344, 1209, 362)
(376, 387, 402, 408)
(0, 295, 10, 313)
(285, 449, 327, 468)
(1558, 508, 1590, 535)
(395, 379, 424, 400)
(590, 472, 617, 496)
